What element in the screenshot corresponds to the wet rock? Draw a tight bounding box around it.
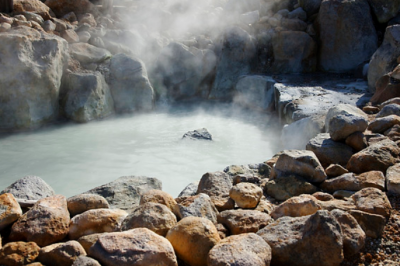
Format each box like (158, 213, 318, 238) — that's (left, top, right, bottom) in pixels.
(67, 194, 109, 217)
(356, 171, 385, 191)
(166, 217, 220, 266)
(174, 193, 218, 224)
(229, 182, 262, 209)
(69, 208, 128, 240)
(320, 173, 361, 193)
(207, 233, 272, 266)
(38, 241, 86, 266)
(69, 43, 111, 65)
(349, 210, 386, 238)
(386, 163, 400, 194)
(90, 228, 177, 266)
(217, 209, 271, 235)
(257, 210, 343, 266)
(0, 242, 40, 266)
(139, 189, 177, 213)
(351, 187, 391, 218)
(368, 0, 400, 23)
(182, 128, 212, 141)
(197, 171, 233, 211)
(325, 164, 349, 178)
(121, 202, 176, 236)
(0, 193, 22, 231)
(10, 195, 70, 247)
(271, 194, 321, 220)
(71, 256, 101, 266)
(368, 115, 400, 133)
(264, 175, 317, 201)
(44, 0, 98, 17)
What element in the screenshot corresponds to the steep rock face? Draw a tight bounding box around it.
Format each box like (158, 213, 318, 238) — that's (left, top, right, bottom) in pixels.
(0, 27, 69, 132)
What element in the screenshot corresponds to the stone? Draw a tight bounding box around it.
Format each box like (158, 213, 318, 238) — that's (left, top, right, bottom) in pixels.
(333, 190, 355, 199)
(229, 182, 262, 209)
(22, 11, 44, 25)
(320, 173, 361, 193)
(376, 104, 400, 118)
(317, 0, 377, 73)
(109, 53, 154, 113)
(182, 128, 212, 141)
(166, 217, 220, 266)
(282, 116, 325, 150)
(347, 139, 400, 174)
(386, 163, 400, 194)
(139, 189, 177, 213)
(0, 28, 69, 132)
(67, 194, 109, 217)
(264, 175, 317, 201)
(257, 210, 343, 266)
(273, 150, 327, 183)
(325, 104, 368, 141)
(306, 133, 354, 168)
(326, 164, 349, 178)
(368, 25, 400, 93)
(174, 193, 218, 224)
(368, 0, 400, 23)
(62, 12, 77, 22)
(10, 195, 70, 247)
(0, 22, 11, 32)
(78, 13, 96, 27)
(77, 233, 103, 254)
(330, 209, 365, 257)
(351, 187, 391, 218)
(0, 193, 22, 231)
(254, 198, 275, 214)
(69, 208, 128, 240)
(0, 242, 40, 266)
(77, 31, 91, 43)
(298, 0, 322, 16)
(209, 26, 256, 100)
(13, 0, 51, 19)
(37, 241, 86, 266)
(207, 233, 272, 266)
(61, 29, 79, 43)
(368, 115, 400, 133)
(121, 202, 176, 236)
(272, 31, 316, 73)
(280, 18, 308, 31)
(312, 191, 334, 201)
(197, 171, 233, 211)
(89, 228, 177, 266)
(44, 0, 98, 17)
(84, 176, 162, 211)
(271, 194, 321, 220)
(318, 199, 356, 212)
(72, 256, 101, 266)
(69, 43, 111, 65)
(356, 171, 385, 191)
(233, 174, 261, 185)
(349, 210, 386, 238)
(345, 131, 367, 151)
(385, 124, 400, 141)
(178, 182, 198, 197)
(217, 209, 271, 235)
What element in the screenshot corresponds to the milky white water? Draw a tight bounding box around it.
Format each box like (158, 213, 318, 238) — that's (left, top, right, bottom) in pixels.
(0, 103, 281, 197)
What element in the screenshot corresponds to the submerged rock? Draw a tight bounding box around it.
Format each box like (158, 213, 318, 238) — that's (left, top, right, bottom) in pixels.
(182, 128, 212, 141)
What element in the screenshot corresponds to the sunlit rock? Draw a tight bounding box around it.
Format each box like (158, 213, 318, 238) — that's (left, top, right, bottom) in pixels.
(271, 194, 321, 220)
(67, 194, 109, 217)
(182, 128, 212, 141)
(218, 209, 271, 235)
(386, 163, 400, 194)
(351, 187, 391, 218)
(0, 242, 40, 266)
(174, 193, 218, 224)
(139, 189, 177, 213)
(229, 182, 262, 209)
(38, 241, 86, 266)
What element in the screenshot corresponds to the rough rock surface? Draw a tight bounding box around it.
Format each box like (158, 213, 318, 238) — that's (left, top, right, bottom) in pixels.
(229, 182, 262, 209)
(1, 176, 55, 200)
(217, 209, 271, 235)
(368, 0, 400, 23)
(38, 241, 86, 266)
(264, 174, 317, 201)
(368, 115, 400, 133)
(174, 193, 218, 224)
(139, 189, 177, 213)
(320, 173, 361, 193)
(271, 194, 321, 220)
(182, 128, 213, 141)
(67, 194, 109, 217)
(71, 256, 101, 266)
(386, 164, 400, 194)
(69, 43, 111, 65)
(0, 193, 22, 231)
(349, 210, 386, 238)
(0, 242, 40, 266)
(351, 187, 392, 218)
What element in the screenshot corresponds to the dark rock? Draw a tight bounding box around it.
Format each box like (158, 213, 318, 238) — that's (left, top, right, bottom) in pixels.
(182, 128, 212, 141)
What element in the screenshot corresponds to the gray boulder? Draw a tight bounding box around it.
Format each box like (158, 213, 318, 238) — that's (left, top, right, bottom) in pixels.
(386, 163, 400, 194)
(282, 116, 324, 150)
(376, 104, 400, 118)
(317, 0, 377, 73)
(1, 176, 55, 200)
(174, 193, 218, 224)
(182, 128, 212, 141)
(178, 182, 198, 197)
(72, 256, 101, 266)
(69, 43, 111, 65)
(368, 0, 400, 23)
(197, 171, 233, 211)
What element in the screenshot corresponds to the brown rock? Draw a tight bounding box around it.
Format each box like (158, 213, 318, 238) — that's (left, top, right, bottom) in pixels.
(386, 163, 400, 194)
(77, 233, 103, 254)
(229, 182, 262, 209)
(254, 198, 275, 214)
(264, 175, 317, 201)
(312, 191, 335, 201)
(384, 124, 400, 141)
(44, 0, 98, 17)
(371, 74, 400, 104)
(0, 14, 13, 24)
(349, 210, 386, 238)
(0, 193, 22, 231)
(166, 217, 220, 266)
(0, 242, 40, 266)
(174, 193, 218, 224)
(139, 189, 177, 213)
(61, 29, 79, 43)
(67, 194, 109, 217)
(368, 114, 400, 133)
(345, 131, 367, 151)
(10, 195, 70, 247)
(318, 199, 356, 212)
(217, 209, 271, 235)
(271, 194, 321, 220)
(333, 190, 356, 199)
(13, 0, 51, 20)
(320, 173, 361, 193)
(38, 240, 86, 266)
(351, 187, 392, 218)
(71, 255, 101, 266)
(356, 171, 385, 190)
(326, 164, 349, 178)
(78, 13, 96, 27)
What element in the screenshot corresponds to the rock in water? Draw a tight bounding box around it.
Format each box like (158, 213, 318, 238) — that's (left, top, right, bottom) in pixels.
(182, 128, 212, 141)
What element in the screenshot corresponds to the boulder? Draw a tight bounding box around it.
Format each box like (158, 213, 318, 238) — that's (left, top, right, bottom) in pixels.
(69, 208, 128, 240)
(207, 233, 272, 266)
(209, 26, 256, 100)
(139, 189, 177, 213)
(325, 104, 368, 141)
(89, 228, 178, 266)
(166, 217, 220, 266)
(67, 194, 109, 217)
(312, 191, 334, 201)
(0, 193, 22, 231)
(120, 202, 176, 236)
(271, 194, 321, 220)
(197, 171, 233, 211)
(72, 256, 101, 266)
(368, 115, 400, 133)
(13, 0, 51, 19)
(84, 176, 162, 211)
(320, 173, 361, 193)
(44, 0, 98, 17)
(282, 116, 325, 150)
(306, 133, 354, 168)
(356, 171, 385, 191)
(0, 28, 68, 132)
(60, 72, 115, 123)
(109, 53, 154, 113)
(257, 210, 343, 266)
(347, 139, 400, 174)
(386, 163, 400, 194)
(10, 195, 70, 246)
(264, 174, 317, 201)
(385, 124, 400, 141)
(333, 190, 355, 199)
(182, 128, 213, 141)
(1, 176, 55, 201)
(61, 29, 79, 43)
(229, 182, 262, 209)
(0, 242, 40, 266)
(349, 210, 386, 238)
(174, 193, 218, 224)
(178, 182, 198, 197)
(370, 74, 400, 104)
(77, 233, 103, 254)
(351, 187, 391, 218)
(345, 131, 368, 152)
(325, 164, 349, 178)
(317, 0, 377, 73)
(376, 104, 400, 118)
(37, 241, 86, 266)
(368, 0, 400, 23)
(217, 209, 271, 235)
(69, 43, 111, 65)
(317, 199, 356, 212)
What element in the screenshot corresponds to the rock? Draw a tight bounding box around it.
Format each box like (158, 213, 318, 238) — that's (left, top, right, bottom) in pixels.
(38, 241, 86, 266)
(368, 25, 400, 93)
(13, 0, 51, 19)
(325, 104, 368, 141)
(233, 174, 261, 185)
(273, 150, 327, 183)
(0, 28, 69, 132)
(69, 43, 111, 65)
(317, 0, 377, 73)
(67, 194, 109, 217)
(10, 195, 70, 247)
(139, 189, 177, 213)
(78, 13, 96, 27)
(224, 164, 254, 177)
(318, 199, 356, 212)
(72, 256, 101, 266)
(385, 124, 400, 141)
(84, 176, 162, 211)
(217, 209, 271, 235)
(69, 208, 128, 240)
(166, 217, 220, 266)
(368, 0, 400, 23)
(280, 18, 308, 31)
(77, 233, 103, 254)
(271, 194, 321, 220)
(178, 182, 198, 197)
(209, 26, 256, 100)
(333, 190, 355, 199)
(370, 75, 400, 104)
(272, 31, 316, 73)
(345, 131, 368, 151)
(0, 14, 13, 24)
(312, 191, 334, 201)
(376, 104, 400, 118)
(182, 128, 212, 141)
(0, 193, 22, 231)
(174, 193, 218, 224)
(89, 228, 177, 266)
(44, 0, 97, 17)
(349, 210, 386, 238)
(351, 187, 391, 218)
(121, 202, 176, 236)
(207, 233, 272, 266)
(229, 182, 262, 209)
(61, 29, 79, 43)
(325, 164, 349, 178)
(347, 139, 400, 174)
(356, 171, 385, 191)
(282, 116, 325, 150)
(264, 175, 317, 201)
(62, 12, 77, 22)
(257, 210, 343, 266)
(0, 22, 11, 32)
(197, 171, 233, 211)
(22, 11, 44, 25)
(77, 31, 91, 43)
(306, 133, 354, 168)
(0, 242, 40, 266)
(298, 0, 322, 16)
(109, 53, 154, 113)
(386, 163, 400, 194)
(368, 115, 400, 133)
(320, 173, 361, 193)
